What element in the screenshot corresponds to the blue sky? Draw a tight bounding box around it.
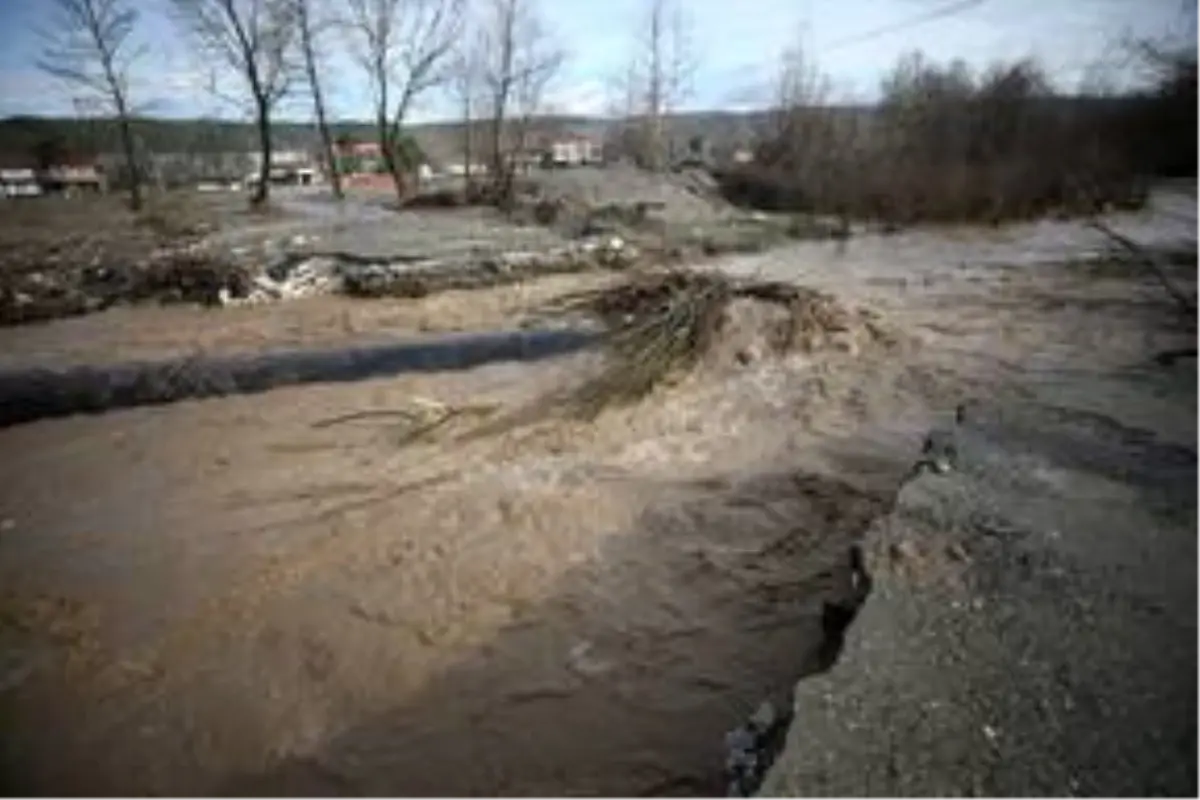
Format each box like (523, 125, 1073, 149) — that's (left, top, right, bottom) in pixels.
(0, 0, 1192, 121)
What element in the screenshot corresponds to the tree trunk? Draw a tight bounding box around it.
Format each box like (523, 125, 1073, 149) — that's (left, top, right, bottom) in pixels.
(253, 94, 271, 207)
(386, 147, 407, 202)
(299, 4, 342, 200)
(378, 118, 406, 205)
(113, 94, 142, 211)
(462, 97, 473, 186)
(311, 78, 342, 199)
(490, 102, 505, 191)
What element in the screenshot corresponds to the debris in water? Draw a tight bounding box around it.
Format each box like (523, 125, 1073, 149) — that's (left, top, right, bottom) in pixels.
(535, 268, 888, 420)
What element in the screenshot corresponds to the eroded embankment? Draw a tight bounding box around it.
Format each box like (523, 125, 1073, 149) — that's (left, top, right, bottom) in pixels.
(756, 367, 1197, 796)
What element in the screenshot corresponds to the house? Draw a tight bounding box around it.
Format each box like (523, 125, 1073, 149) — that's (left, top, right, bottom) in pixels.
(246, 149, 318, 187)
(544, 132, 602, 167)
(331, 139, 433, 191)
(332, 141, 392, 190)
(0, 165, 41, 198)
(0, 152, 103, 198)
(441, 160, 490, 177)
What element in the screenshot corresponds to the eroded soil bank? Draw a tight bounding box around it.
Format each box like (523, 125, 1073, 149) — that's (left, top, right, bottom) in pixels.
(0, 191, 1195, 795)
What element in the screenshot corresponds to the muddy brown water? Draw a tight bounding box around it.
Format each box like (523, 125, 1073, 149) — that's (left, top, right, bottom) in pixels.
(0, 311, 920, 796)
(0, 194, 1194, 795)
(0, 381, 910, 796)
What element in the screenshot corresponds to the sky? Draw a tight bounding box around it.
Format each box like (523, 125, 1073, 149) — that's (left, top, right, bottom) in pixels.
(0, 0, 1193, 122)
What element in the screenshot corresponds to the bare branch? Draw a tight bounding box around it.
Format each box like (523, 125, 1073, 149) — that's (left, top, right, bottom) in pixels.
(342, 0, 465, 201)
(293, 0, 342, 198)
(171, 0, 299, 205)
(38, 0, 147, 209)
(616, 0, 696, 169)
(473, 0, 565, 202)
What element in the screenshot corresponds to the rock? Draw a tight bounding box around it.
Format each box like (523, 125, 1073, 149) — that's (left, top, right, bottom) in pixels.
(251, 275, 283, 299)
(724, 699, 794, 797)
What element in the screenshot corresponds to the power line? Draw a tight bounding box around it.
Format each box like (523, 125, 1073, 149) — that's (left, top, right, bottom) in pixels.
(720, 0, 991, 106)
(824, 0, 987, 52)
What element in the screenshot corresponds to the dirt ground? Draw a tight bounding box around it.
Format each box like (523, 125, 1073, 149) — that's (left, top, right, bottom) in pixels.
(0, 189, 1194, 795)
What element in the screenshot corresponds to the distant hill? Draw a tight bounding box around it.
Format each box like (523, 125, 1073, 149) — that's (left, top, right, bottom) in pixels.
(0, 98, 1147, 167)
(0, 111, 776, 164)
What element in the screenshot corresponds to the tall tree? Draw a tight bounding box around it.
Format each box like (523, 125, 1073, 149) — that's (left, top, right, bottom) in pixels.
(344, 0, 464, 202)
(293, 0, 341, 198)
(618, 0, 695, 170)
(172, 0, 297, 206)
(476, 0, 563, 204)
(38, 0, 147, 209)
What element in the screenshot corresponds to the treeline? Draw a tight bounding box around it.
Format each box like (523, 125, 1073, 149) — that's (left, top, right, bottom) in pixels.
(717, 46, 1197, 224)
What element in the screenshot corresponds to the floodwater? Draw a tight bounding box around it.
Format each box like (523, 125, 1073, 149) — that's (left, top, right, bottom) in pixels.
(0, 327, 600, 428)
(0, 191, 1194, 795)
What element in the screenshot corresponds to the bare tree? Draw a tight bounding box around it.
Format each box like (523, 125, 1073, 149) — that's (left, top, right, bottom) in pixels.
(448, 37, 483, 186)
(172, 0, 297, 206)
(620, 0, 696, 170)
(476, 0, 564, 204)
(39, 0, 147, 210)
(761, 36, 838, 175)
(293, 0, 342, 198)
(344, 0, 464, 202)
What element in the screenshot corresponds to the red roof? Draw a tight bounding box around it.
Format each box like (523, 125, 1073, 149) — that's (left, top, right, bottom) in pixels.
(335, 141, 382, 157)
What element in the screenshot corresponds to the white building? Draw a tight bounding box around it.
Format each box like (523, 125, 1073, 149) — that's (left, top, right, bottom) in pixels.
(547, 135, 602, 167)
(0, 168, 42, 198)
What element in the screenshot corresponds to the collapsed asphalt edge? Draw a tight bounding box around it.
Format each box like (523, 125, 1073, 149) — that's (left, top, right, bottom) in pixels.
(726, 415, 963, 796)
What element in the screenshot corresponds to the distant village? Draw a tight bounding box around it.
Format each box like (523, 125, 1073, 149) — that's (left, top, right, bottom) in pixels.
(0, 123, 756, 200)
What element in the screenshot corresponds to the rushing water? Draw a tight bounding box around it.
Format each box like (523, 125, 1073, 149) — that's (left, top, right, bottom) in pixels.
(0, 327, 600, 429)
